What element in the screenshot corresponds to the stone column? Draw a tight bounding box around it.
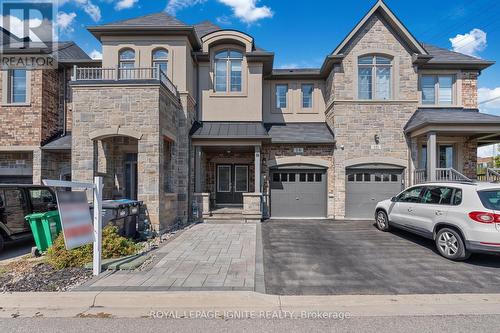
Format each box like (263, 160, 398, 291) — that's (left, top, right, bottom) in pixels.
(427, 132, 437, 182)
(32, 148, 42, 185)
(194, 146, 202, 193)
(254, 145, 261, 193)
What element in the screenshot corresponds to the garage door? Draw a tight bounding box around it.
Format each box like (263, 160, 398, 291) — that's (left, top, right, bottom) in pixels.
(345, 167, 404, 219)
(270, 168, 327, 218)
(0, 176, 32, 184)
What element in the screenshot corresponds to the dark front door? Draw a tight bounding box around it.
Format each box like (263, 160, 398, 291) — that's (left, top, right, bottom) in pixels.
(216, 164, 248, 205)
(125, 153, 138, 200)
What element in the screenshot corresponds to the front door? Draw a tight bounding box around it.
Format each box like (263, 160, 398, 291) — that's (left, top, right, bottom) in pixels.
(438, 145, 455, 168)
(216, 164, 248, 205)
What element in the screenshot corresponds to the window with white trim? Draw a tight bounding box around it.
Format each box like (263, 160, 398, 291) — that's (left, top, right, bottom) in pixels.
(421, 74, 454, 105)
(358, 55, 392, 100)
(119, 49, 135, 79)
(214, 49, 243, 92)
(275, 84, 288, 108)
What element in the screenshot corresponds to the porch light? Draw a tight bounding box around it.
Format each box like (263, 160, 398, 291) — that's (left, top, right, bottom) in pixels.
(374, 134, 380, 144)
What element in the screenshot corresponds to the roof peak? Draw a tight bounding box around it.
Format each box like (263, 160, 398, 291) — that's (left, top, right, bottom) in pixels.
(100, 11, 189, 27)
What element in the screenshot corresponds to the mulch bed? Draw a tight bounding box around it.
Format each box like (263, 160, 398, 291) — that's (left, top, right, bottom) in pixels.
(0, 259, 93, 292)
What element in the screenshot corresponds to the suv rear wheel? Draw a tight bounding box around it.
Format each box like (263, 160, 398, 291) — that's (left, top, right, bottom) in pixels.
(375, 210, 390, 231)
(435, 228, 470, 261)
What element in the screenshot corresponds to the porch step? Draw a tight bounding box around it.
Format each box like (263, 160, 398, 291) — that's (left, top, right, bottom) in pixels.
(204, 219, 247, 224)
(205, 213, 245, 220)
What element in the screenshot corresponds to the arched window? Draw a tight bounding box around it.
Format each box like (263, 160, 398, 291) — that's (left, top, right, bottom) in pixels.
(214, 49, 243, 92)
(152, 49, 168, 75)
(119, 49, 135, 79)
(119, 49, 135, 68)
(358, 55, 392, 100)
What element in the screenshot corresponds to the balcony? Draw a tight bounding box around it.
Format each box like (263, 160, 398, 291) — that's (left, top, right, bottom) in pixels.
(71, 66, 179, 99)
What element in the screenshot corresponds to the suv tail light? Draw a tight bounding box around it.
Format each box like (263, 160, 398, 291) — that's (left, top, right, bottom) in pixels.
(468, 211, 500, 224)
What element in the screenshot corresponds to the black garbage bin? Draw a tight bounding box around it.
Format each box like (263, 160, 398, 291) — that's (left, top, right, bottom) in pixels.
(91, 199, 142, 238)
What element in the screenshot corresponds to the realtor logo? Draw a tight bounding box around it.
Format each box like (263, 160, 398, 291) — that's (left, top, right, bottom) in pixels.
(1, 0, 58, 67)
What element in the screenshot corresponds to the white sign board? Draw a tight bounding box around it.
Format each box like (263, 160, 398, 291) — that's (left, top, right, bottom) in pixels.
(56, 190, 94, 250)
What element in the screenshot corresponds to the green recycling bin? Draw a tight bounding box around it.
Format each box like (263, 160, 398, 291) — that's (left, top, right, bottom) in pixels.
(25, 210, 62, 253)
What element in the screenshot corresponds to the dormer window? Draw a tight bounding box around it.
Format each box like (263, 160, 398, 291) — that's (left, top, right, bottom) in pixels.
(214, 50, 243, 92)
(152, 49, 168, 76)
(358, 55, 392, 100)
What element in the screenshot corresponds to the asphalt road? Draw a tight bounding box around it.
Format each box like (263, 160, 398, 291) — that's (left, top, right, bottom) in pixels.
(262, 219, 500, 295)
(1, 315, 499, 332)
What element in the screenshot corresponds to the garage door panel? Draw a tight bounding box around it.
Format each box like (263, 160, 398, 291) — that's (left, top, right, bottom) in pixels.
(346, 169, 404, 219)
(271, 169, 327, 218)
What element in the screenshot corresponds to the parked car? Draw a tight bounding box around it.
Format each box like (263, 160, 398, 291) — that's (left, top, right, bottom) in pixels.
(375, 182, 500, 261)
(0, 185, 57, 252)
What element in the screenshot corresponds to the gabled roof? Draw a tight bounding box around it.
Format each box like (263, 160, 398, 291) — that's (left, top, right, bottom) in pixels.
(404, 108, 500, 133)
(331, 0, 427, 56)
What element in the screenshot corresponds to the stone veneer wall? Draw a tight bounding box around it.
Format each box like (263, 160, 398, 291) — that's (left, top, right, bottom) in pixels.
(72, 84, 183, 232)
(325, 13, 418, 218)
(261, 144, 335, 217)
(463, 138, 478, 179)
(461, 72, 478, 109)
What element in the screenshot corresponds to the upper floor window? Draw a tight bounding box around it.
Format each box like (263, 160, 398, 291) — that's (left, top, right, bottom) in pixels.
(152, 49, 168, 75)
(275, 84, 288, 108)
(119, 49, 135, 69)
(421, 75, 454, 105)
(301, 84, 313, 108)
(214, 50, 243, 92)
(358, 55, 392, 100)
(8, 69, 27, 103)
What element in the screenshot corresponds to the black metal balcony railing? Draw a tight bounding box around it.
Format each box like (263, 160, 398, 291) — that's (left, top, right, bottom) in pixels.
(72, 66, 179, 99)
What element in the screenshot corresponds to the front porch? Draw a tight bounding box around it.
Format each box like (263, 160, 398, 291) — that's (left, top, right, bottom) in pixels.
(193, 144, 263, 222)
(406, 108, 500, 184)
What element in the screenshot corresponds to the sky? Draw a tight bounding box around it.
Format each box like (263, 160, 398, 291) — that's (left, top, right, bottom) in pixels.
(3, 0, 500, 155)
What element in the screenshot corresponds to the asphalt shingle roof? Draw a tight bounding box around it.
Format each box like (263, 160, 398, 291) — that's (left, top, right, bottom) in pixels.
(100, 12, 188, 28)
(42, 134, 72, 150)
(194, 21, 222, 38)
(266, 123, 334, 143)
(404, 108, 500, 132)
(422, 43, 492, 64)
(192, 122, 269, 139)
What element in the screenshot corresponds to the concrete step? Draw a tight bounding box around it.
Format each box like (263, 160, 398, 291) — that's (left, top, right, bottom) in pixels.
(206, 214, 245, 220)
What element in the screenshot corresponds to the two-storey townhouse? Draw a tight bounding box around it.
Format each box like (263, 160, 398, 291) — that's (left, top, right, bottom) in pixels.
(69, 0, 500, 232)
(0, 27, 96, 185)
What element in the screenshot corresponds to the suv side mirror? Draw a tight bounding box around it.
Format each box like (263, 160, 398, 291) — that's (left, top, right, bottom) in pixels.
(390, 196, 397, 202)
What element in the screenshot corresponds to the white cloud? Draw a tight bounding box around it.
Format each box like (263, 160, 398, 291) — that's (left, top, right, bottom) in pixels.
(89, 49, 102, 59)
(217, 0, 273, 24)
(115, 0, 138, 11)
(276, 63, 299, 69)
(66, 0, 101, 22)
(449, 28, 486, 57)
(165, 0, 272, 24)
(216, 15, 232, 25)
(165, 0, 207, 15)
(0, 15, 43, 41)
(56, 11, 77, 33)
(478, 87, 500, 157)
(478, 87, 500, 114)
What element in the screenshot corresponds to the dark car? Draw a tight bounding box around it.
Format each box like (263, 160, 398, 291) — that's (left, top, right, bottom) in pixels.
(0, 185, 57, 252)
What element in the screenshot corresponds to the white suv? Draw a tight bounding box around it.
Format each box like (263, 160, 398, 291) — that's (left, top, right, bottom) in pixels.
(375, 182, 500, 261)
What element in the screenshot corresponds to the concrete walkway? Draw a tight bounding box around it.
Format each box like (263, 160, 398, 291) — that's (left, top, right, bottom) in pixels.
(78, 223, 264, 292)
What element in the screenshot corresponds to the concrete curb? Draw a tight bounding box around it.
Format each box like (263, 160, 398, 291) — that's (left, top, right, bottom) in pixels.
(1, 292, 500, 318)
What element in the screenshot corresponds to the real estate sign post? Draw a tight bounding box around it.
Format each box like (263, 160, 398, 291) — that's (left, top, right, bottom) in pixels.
(43, 177, 103, 276)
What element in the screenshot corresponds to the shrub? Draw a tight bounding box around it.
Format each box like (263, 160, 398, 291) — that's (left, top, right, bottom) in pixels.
(47, 225, 139, 269)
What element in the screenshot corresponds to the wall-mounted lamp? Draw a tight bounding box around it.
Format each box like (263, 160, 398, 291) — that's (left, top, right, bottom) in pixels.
(374, 134, 380, 144)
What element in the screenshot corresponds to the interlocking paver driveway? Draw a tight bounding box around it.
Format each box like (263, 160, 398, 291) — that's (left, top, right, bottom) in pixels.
(82, 223, 258, 291)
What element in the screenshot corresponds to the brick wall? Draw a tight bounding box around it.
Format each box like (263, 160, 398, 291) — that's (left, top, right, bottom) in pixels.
(463, 138, 478, 179)
(461, 71, 478, 109)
